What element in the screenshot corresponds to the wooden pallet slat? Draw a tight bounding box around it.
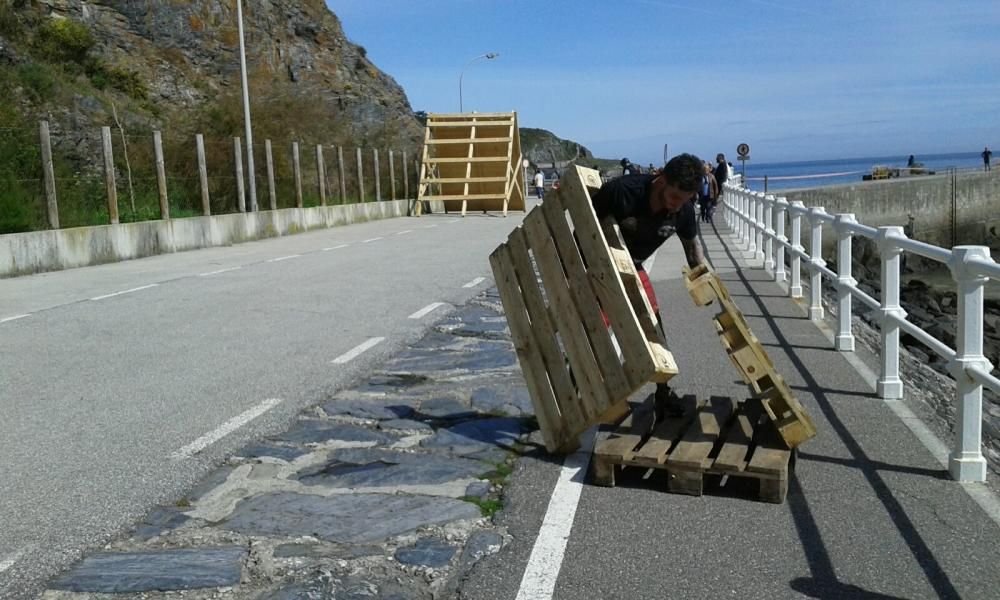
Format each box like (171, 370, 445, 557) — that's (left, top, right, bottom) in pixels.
(713, 401, 765, 472)
(666, 397, 735, 471)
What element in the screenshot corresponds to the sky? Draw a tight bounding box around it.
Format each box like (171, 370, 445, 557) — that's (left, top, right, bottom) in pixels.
(327, 0, 1000, 166)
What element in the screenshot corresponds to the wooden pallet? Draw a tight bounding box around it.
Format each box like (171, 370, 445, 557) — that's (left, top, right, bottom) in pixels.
(713, 297, 817, 448)
(683, 263, 731, 306)
(592, 396, 793, 503)
(489, 165, 678, 453)
(416, 112, 524, 216)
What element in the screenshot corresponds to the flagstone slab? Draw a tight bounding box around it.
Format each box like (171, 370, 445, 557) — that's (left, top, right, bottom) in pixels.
(49, 547, 245, 593)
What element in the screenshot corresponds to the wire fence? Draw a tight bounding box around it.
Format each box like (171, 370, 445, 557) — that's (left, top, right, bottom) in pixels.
(0, 121, 422, 234)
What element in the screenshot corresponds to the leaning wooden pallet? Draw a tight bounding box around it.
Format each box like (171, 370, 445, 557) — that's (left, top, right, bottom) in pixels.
(416, 112, 525, 217)
(592, 395, 792, 503)
(489, 165, 677, 453)
(679, 264, 817, 448)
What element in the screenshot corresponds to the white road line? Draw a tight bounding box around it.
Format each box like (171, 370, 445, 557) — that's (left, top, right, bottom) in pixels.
(424, 224, 438, 229)
(323, 244, 350, 251)
(268, 254, 301, 262)
(362, 237, 383, 243)
(462, 277, 486, 288)
(199, 266, 242, 277)
(90, 284, 158, 301)
(0, 548, 26, 573)
(331, 337, 385, 364)
(515, 429, 596, 600)
(0, 314, 31, 323)
(408, 302, 446, 319)
(170, 398, 282, 459)
(445, 219, 459, 224)
(395, 230, 413, 236)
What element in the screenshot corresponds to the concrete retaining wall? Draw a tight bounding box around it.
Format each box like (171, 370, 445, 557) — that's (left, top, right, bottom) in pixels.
(0, 200, 442, 278)
(781, 171, 1000, 251)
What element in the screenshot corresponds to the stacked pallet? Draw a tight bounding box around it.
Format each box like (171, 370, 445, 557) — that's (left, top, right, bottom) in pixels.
(416, 112, 525, 216)
(489, 165, 677, 453)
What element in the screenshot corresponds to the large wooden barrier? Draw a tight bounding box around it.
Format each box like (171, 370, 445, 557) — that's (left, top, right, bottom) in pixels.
(489, 166, 677, 453)
(417, 112, 525, 216)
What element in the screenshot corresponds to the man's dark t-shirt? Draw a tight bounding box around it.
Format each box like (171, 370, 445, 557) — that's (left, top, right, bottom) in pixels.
(591, 174, 697, 266)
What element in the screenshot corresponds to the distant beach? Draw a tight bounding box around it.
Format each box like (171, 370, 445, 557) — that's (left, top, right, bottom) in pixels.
(739, 151, 987, 192)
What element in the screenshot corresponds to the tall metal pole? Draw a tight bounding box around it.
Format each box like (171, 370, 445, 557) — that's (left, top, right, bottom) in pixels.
(237, 0, 257, 211)
(459, 52, 499, 113)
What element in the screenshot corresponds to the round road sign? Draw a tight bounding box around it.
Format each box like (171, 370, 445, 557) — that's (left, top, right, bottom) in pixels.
(522, 159, 530, 168)
(737, 143, 750, 158)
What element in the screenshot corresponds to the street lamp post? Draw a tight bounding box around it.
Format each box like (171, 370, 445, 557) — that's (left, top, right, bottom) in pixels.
(236, 0, 257, 211)
(459, 52, 499, 113)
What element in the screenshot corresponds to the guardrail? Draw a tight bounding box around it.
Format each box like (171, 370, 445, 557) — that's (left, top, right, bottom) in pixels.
(721, 182, 997, 482)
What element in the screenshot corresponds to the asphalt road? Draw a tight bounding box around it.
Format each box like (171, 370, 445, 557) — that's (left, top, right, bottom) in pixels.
(0, 207, 527, 598)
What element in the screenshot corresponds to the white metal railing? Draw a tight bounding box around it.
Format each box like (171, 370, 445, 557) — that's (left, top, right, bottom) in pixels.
(721, 182, 996, 482)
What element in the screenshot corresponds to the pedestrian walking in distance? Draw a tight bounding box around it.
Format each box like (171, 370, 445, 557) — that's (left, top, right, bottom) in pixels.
(533, 169, 545, 199)
(983, 147, 993, 172)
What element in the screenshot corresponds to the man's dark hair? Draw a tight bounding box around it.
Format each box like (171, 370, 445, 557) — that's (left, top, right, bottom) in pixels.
(661, 153, 703, 192)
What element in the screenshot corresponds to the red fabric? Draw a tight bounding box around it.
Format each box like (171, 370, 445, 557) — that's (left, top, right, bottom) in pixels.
(600, 269, 659, 327)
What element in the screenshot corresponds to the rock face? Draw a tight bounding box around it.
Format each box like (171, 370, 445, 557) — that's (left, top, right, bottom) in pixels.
(520, 127, 592, 166)
(4, 0, 422, 145)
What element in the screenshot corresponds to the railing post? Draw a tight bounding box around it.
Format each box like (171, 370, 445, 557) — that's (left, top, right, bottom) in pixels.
(875, 226, 906, 399)
(808, 206, 827, 320)
(774, 197, 788, 284)
(755, 192, 765, 262)
(725, 185, 734, 229)
(763, 194, 775, 274)
(265, 139, 277, 210)
(745, 192, 758, 257)
(737, 188, 746, 244)
(373, 148, 381, 202)
(834, 213, 857, 351)
(101, 126, 119, 224)
(292, 141, 303, 208)
(947, 246, 992, 481)
(153, 131, 169, 220)
(389, 149, 396, 201)
(789, 201, 805, 298)
(739, 188, 748, 245)
(356, 147, 365, 203)
(233, 137, 246, 213)
(316, 144, 327, 206)
(39, 121, 59, 229)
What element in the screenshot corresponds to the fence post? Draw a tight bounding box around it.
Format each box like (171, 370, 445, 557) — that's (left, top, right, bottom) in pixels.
(774, 196, 788, 284)
(834, 213, 857, 351)
(336, 146, 347, 204)
(196, 134, 210, 216)
(947, 246, 992, 481)
(789, 201, 805, 298)
(389, 150, 396, 200)
(316, 144, 327, 206)
(373, 149, 381, 201)
(754, 192, 765, 262)
(153, 131, 169, 220)
(763, 194, 775, 274)
(875, 225, 905, 399)
(403, 150, 410, 201)
(745, 192, 758, 257)
(265, 139, 276, 210)
(808, 206, 827, 320)
(737, 188, 745, 242)
(292, 141, 303, 208)
(101, 126, 119, 224)
(356, 147, 365, 203)
(233, 137, 246, 212)
(39, 121, 59, 229)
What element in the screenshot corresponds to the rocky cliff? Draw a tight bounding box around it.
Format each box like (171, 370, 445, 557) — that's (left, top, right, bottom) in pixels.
(0, 0, 422, 148)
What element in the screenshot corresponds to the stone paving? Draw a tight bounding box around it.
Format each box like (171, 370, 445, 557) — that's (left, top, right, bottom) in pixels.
(43, 287, 530, 599)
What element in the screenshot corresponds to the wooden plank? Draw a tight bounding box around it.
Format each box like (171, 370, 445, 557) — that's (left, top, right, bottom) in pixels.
(666, 397, 735, 470)
(757, 376, 817, 448)
(559, 166, 655, 388)
(489, 245, 571, 453)
(422, 194, 508, 201)
(420, 177, 509, 184)
(747, 419, 792, 477)
(630, 396, 701, 466)
(594, 402, 657, 461)
(424, 157, 510, 164)
(428, 112, 516, 119)
(427, 137, 512, 144)
(712, 400, 765, 472)
(505, 226, 588, 439)
(521, 211, 608, 422)
(537, 193, 630, 406)
(425, 121, 515, 128)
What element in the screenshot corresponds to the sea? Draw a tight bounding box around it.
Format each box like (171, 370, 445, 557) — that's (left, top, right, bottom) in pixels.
(738, 151, 987, 192)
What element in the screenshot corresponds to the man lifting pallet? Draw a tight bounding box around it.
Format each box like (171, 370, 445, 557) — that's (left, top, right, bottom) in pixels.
(591, 153, 706, 417)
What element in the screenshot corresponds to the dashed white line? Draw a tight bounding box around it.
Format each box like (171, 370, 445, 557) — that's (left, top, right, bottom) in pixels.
(0, 547, 26, 573)
(268, 254, 301, 262)
(463, 277, 486, 288)
(199, 266, 242, 277)
(331, 337, 385, 364)
(408, 302, 446, 319)
(323, 244, 350, 251)
(362, 237, 383, 243)
(424, 224, 438, 229)
(395, 230, 413, 236)
(0, 314, 31, 323)
(515, 429, 596, 600)
(90, 284, 158, 301)
(170, 398, 283, 459)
